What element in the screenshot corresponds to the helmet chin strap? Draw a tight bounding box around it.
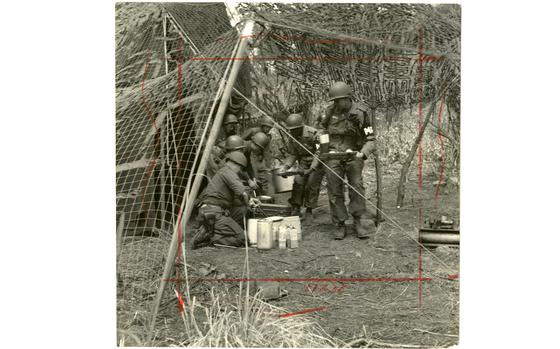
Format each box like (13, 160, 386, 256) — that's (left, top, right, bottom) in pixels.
(334, 99, 352, 114)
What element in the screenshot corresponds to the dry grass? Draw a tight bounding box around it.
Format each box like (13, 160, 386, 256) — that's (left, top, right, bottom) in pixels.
(117, 234, 338, 347)
(167, 287, 337, 347)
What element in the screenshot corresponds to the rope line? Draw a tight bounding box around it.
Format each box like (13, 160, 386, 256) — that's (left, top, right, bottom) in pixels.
(232, 80, 458, 274)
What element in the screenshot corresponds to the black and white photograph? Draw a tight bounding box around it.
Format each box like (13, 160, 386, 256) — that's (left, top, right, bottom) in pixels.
(8, 1, 560, 348)
(115, 2, 461, 347)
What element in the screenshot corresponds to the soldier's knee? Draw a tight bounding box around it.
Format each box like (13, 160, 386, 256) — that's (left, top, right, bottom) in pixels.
(202, 212, 217, 234)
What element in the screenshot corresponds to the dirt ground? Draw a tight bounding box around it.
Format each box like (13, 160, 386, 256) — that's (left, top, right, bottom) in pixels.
(146, 162, 460, 347)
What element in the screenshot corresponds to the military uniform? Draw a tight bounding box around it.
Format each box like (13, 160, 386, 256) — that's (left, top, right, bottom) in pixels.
(206, 141, 227, 179)
(195, 165, 249, 248)
(284, 125, 325, 210)
(319, 102, 375, 225)
(244, 147, 274, 196)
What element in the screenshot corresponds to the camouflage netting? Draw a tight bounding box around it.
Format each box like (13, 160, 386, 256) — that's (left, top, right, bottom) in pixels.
(240, 3, 460, 122)
(116, 2, 240, 335)
(116, 2, 461, 339)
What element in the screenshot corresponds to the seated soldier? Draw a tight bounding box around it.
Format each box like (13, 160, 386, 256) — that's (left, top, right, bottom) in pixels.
(192, 151, 261, 249)
(281, 114, 325, 218)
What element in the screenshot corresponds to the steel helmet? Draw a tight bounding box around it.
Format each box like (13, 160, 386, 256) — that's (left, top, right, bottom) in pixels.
(224, 135, 245, 151)
(328, 81, 352, 101)
(259, 116, 274, 128)
(226, 151, 247, 167)
(223, 114, 238, 125)
(252, 131, 270, 150)
(285, 113, 304, 130)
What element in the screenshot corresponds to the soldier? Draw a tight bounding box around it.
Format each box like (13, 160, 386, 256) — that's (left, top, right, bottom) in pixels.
(192, 151, 261, 249)
(206, 115, 241, 179)
(281, 113, 325, 219)
(207, 134, 246, 179)
(241, 115, 275, 140)
(223, 114, 240, 138)
(244, 132, 274, 196)
(319, 82, 376, 240)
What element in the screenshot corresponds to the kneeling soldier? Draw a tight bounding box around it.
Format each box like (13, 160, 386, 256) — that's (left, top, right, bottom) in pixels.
(192, 152, 260, 249)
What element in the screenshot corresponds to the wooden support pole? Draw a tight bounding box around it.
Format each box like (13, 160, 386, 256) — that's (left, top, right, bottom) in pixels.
(371, 110, 384, 226)
(116, 212, 125, 264)
(395, 77, 455, 208)
(396, 99, 436, 208)
(148, 20, 255, 337)
(369, 62, 383, 225)
(163, 13, 169, 75)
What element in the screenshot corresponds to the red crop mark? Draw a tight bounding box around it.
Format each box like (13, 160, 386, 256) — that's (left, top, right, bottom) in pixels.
(187, 55, 434, 63)
(447, 274, 459, 280)
(176, 39, 185, 117)
(219, 33, 448, 57)
(175, 289, 186, 313)
(158, 54, 443, 64)
(176, 207, 183, 261)
(163, 277, 433, 283)
(434, 94, 447, 200)
(304, 283, 348, 294)
(417, 26, 424, 309)
(139, 158, 157, 225)
(279, 306, 327, 318)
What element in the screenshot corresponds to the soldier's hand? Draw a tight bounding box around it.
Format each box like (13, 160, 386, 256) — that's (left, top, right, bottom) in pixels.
(249, 197, 262, 208)
(248, 178, 259, 190)
(356, 152, 365, 159)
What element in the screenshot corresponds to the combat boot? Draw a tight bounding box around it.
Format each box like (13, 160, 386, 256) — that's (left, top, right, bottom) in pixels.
(303, 207, 313, 220)
(354, 216, 370, 239)
(191, 226, 212, 249)
(291, 204, 302, 217)
(333, 222, 346, 240)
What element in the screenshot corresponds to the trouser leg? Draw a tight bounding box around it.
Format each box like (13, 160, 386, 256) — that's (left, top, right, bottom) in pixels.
(211, 211, 246, 247)
(196, 205, 246, 247)
(290, 173, 305, 207)
(253, 170, 273, 197)
(304, 165, 324, 209)
(346, 158, 366, 217)
(325, 159, 348, 224)
(230, 205, 248, 228)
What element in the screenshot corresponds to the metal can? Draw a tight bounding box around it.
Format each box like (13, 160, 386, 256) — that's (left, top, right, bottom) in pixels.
(289, 226, 299, 248)
(278, 226, 287, 249)
(257, 220, 274, 250)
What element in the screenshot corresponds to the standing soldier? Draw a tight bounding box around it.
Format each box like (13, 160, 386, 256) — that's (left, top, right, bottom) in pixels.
(319, 82, 376, 240)
(244, 132, 274, 196)
(192, 151, 261, 249)
(281, 114, 325, 219)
